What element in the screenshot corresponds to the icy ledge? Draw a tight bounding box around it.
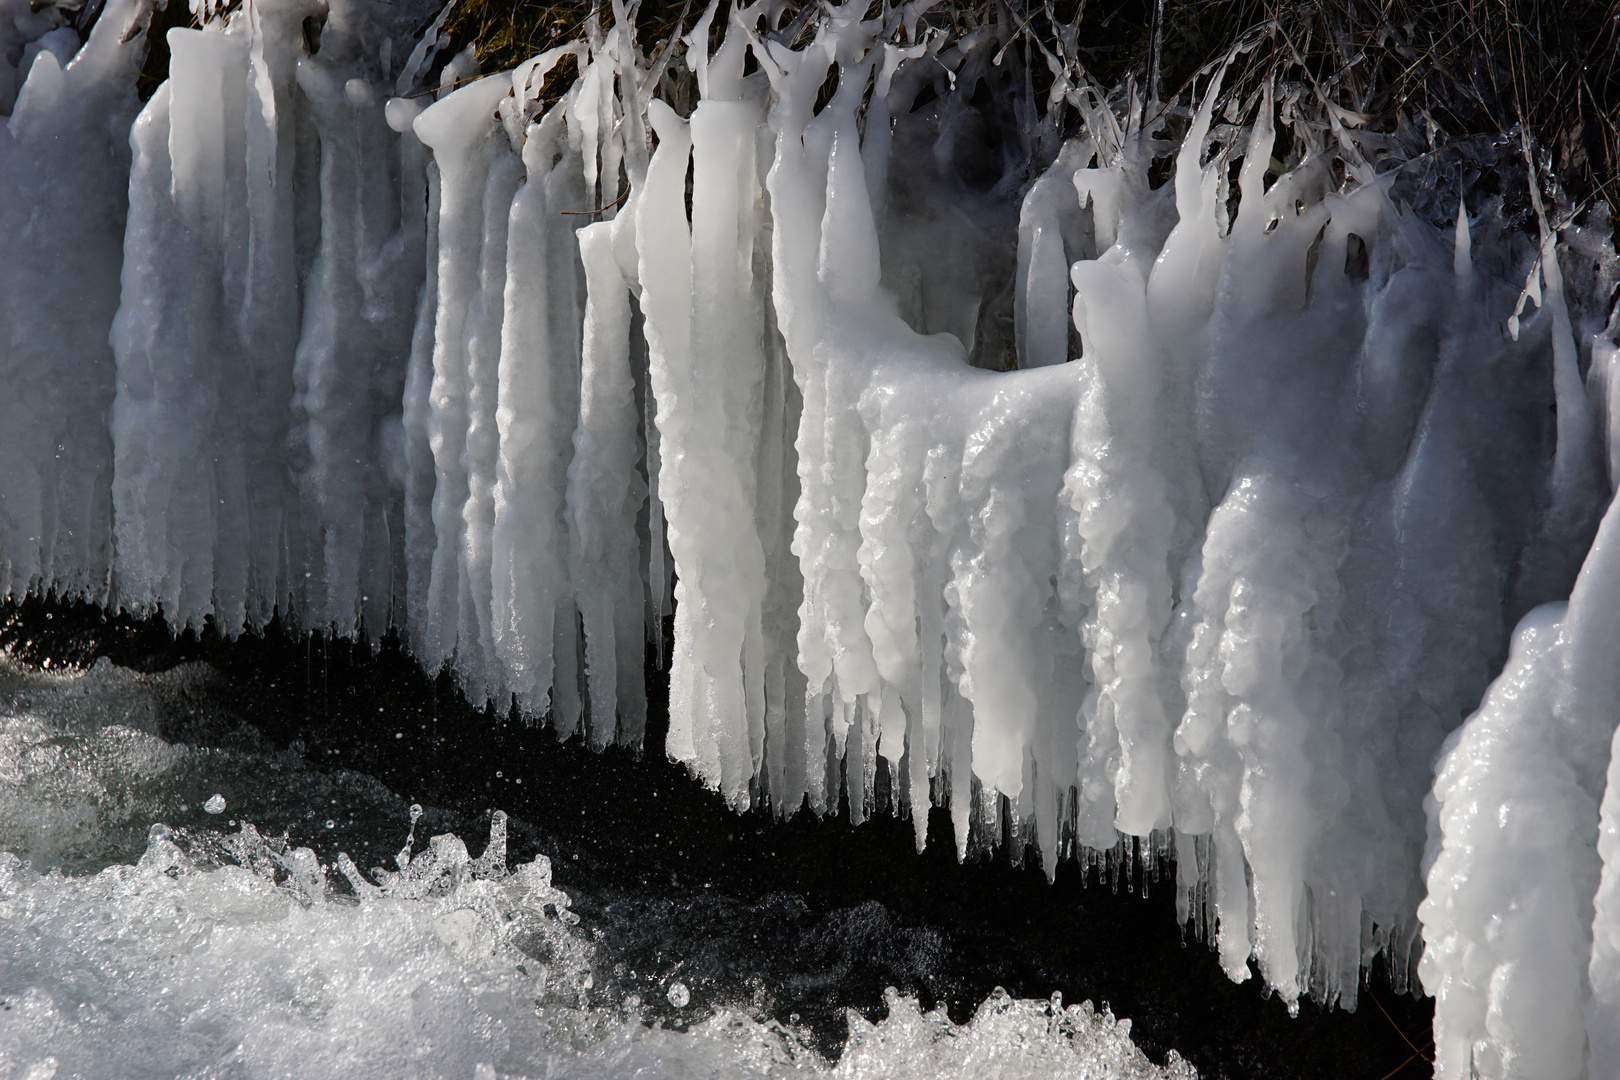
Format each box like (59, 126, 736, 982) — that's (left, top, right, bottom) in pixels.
(3, 0, 1620, 1071)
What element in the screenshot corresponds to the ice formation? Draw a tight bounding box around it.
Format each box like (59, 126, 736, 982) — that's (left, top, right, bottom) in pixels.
(0, 0, 152, 602)
(5, 0, 1620, 1069)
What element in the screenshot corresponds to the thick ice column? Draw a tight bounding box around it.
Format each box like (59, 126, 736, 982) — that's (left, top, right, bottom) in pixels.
(1064, 259, 1176, 838)
(1420, 494, 1620, 1079)
(291, 11, 427, 637)
(760, 37, 839, 814)
(411, 72, 514, 674)
(1174, 473, 1341, 1006)
(811, 97, 883, 810)
(634, 99, 698, 761)
(111, 27, 252, 630)
(688, 90, 773, 799)
(455, 141, 523, 704)
(110, 4, 319, 633)
(642, 86, 774, 805)
(855, 378, 928, 820)
(491, 107, 576, 721)
(235, 0, 325, 629)
(1592, 722, 1620, 1073)
(798, 94, 884, 772)
(949, 373, 1078, 810)
(0, 0, 155, 603)
(567, 215, 649, 749)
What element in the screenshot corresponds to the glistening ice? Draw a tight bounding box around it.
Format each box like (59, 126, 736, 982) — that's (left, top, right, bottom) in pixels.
(2, 0, 1620, 1074)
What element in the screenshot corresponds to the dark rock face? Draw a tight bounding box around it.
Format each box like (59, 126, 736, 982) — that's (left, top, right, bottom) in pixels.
(2, 594, 1434, 1078)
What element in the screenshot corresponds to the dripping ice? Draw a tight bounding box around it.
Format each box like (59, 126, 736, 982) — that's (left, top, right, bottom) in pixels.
(4, 0, 1620, 1071)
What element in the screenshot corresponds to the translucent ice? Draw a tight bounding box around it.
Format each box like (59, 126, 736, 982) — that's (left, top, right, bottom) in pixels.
(0, 0, 156, 602)
(3, 0, 1620, 1046)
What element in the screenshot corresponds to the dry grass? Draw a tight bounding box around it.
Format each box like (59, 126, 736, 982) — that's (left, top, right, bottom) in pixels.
(438, 0, 1617, 214)
(122, 0, 1619, 213)
(1143, 0, 1620, 215)
(440, 0, 691, 72)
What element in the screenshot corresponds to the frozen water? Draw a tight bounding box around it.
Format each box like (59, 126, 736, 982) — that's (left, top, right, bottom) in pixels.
(3, 0, 1620, 1068)
(0, 0, 153, 603)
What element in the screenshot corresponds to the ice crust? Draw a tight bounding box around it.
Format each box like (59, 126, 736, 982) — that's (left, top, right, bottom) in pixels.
(4, 0, 1620, 1067)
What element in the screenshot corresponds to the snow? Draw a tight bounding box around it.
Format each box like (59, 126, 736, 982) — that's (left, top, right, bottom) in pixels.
(3, 0, 1620, 1067)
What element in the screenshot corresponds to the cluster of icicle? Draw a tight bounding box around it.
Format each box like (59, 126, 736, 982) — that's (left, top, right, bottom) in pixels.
(7, 0, 1620, 1070)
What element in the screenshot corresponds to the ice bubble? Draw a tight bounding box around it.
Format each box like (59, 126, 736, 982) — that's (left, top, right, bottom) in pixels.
(203, 794, 226, 815)
(667, 981, 690, 1008)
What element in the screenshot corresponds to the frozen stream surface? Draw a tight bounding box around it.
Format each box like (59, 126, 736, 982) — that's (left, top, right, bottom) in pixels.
(0, 654, 1195, 1080)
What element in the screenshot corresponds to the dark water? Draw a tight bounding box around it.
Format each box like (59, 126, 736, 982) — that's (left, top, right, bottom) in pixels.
(1, 595, 1434, 1079)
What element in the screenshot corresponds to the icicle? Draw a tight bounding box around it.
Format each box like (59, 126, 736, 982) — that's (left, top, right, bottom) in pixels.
(568, 214, 648, 749)
(1013, 137, 1089, 369)
(411, 72, 513, 674)
(395, 94, 441, 656)
(111, 26, 253, 631)
(291, 12, 427, 639)
(235, 0, 323, 631)
(1066, 253, 1176, 837)
(0, 0, 155, 604)
(454, 137, 523, 705)
(9, 0, 1620, 1029)
(635, 98, 697, 765)
(492, 107, 568, 718)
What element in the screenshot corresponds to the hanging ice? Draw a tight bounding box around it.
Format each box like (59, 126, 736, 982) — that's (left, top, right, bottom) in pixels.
(4, 0, 1620, 1061)
(0, 0, 157, 602)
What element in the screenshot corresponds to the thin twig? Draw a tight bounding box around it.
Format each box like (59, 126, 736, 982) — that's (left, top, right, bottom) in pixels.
(560, 186, 630, 215)
(1365, 989, 1434, 1066)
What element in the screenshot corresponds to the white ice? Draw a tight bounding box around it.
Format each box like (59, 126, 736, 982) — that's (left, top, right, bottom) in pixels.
(3, 0, 1620, 1064)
